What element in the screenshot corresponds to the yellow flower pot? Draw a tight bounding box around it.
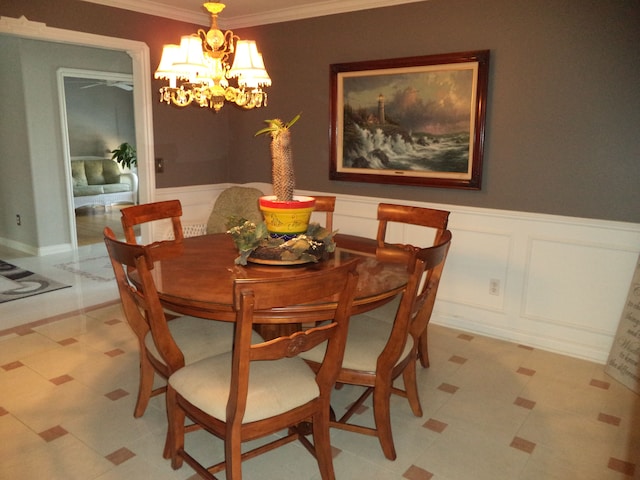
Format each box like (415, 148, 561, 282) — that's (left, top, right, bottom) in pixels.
(259, 195, 316, 236)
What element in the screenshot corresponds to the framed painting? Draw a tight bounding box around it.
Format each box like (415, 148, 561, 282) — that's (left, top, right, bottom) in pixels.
(330, 50, 490, 189)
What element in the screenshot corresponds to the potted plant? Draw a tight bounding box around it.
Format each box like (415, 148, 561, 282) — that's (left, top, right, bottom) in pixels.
(110, 142, 137, 170)
(254, 113, 316, 236)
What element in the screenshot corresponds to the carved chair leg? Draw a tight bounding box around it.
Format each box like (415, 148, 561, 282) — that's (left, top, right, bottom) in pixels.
(372, 383, 397, 461)
(312, 408, 336, 480)
(418, 329, 430, 368)
(134, 354, 155, 418)
(402, 355, 423, 417)
(225, 427, 243, 480)
(166, 386, 185, 467)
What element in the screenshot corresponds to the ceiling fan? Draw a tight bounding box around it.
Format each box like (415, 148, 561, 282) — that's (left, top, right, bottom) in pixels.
(80, 80, 133, 91)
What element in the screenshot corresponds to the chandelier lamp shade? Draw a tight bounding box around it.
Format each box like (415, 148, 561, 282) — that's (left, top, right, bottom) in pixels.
(153, 2, 271, 112)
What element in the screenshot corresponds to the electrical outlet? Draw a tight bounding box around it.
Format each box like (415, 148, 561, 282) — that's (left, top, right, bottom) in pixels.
(16, 214, 21, 226)
(489, 278, 500, 296)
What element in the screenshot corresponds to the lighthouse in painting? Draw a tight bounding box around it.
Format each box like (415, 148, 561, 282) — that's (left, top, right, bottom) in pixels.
(378, 93, 385, 124)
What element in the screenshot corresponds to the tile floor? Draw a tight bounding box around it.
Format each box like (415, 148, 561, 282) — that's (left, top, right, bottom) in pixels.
(0, 242, 638, 479)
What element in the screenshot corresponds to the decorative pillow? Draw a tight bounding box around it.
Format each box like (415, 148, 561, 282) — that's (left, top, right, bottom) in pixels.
(84, 160, 106, 185)
(101, 159, 121, 184)
(71, 161, 88, 186)
(206, 186, 264, 234)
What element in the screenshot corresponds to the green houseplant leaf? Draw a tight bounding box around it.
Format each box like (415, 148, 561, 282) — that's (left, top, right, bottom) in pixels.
(110, 142, 137, 169)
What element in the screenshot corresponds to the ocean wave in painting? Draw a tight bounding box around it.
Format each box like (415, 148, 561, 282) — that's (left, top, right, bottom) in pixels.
(344, 124, 470, 174)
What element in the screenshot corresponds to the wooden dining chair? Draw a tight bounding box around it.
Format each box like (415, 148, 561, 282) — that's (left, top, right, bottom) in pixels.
(120, 199, 184, 244)
(313, 195, 336, 232)
(166, 259, 360, 480)
(376, 203, 450, 367)
(104, 226, 247, 419)
(302, 230, 452, 460)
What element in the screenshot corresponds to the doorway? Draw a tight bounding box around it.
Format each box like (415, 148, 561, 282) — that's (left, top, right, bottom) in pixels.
(0, 16, 155, 253)
(58, 69, 136, 246)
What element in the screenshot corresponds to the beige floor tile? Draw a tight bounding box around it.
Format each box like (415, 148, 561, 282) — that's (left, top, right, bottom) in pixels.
(521, 373, 609, 418)
(4, 379, 115, 433)
(0, 413, 46, 458)
(0, 364, 58, 404)
(0, 431, 114, 480)
(412, 423, 530, 480)
(516, 405, 620, 468)
(434, 388, 532, 444)
(31, 312, 107, 341)
(519, 443, 629, 480)
(0, 332, 60, 365)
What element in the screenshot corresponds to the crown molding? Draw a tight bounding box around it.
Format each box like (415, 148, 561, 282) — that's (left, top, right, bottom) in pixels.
(80, 0, 210, 26)
(221, 0, 429, 28)
(78, 0, 428, 28)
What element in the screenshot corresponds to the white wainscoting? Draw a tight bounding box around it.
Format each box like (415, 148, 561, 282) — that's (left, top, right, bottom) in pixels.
(156, 183, 640, 364)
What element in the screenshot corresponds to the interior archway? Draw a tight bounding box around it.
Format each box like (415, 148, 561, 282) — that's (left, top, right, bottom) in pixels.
(0, 16, 155, 251)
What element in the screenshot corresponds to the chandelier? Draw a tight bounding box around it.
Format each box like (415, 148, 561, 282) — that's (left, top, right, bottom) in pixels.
(154, 2, 271, 112)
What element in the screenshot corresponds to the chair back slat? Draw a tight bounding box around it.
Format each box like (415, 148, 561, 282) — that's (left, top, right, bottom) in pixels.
(313, 195, 336, 232)
(409, 230, 452, 340)
(121, 199, 184, 243)
(376, 202, 449, 250)
(250, 323, 336, 361)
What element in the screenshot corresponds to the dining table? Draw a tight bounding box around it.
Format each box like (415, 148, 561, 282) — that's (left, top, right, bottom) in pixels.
(139, 233, 409, 338)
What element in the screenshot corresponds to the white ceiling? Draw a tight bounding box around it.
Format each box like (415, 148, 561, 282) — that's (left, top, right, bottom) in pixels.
(80, 0, 428, 28)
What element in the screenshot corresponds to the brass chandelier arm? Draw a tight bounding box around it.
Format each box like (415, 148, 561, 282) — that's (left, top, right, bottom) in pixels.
(159, 85, 268, 112)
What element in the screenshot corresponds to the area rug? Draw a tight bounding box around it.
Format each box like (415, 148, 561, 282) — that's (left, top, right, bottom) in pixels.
(0, 260, 71, 303)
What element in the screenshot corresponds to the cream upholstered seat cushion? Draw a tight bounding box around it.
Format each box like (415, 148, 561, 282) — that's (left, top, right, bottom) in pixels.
(301, 312, 413, 372)
(206, 186, 264, 234)
(144, 317, 246, 366)
(169, 354, 319, 423)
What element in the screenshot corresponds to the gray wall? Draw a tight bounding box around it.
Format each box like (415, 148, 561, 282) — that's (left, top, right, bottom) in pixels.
(64, 77, 135, 157)
(228, 0, 640, 223)
(0, 37, 35, 246)
(1, 0, 639, 227)
(0, 36, 132, 248)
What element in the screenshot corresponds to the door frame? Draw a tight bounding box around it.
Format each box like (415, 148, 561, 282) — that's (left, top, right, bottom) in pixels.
(0, 15, 155, 249)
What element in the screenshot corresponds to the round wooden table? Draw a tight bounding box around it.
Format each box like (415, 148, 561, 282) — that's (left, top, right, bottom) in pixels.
(144, 233, 409, 328)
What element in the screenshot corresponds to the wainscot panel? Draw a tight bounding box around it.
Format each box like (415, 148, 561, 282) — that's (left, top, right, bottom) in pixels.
(155, 184, 640, 363)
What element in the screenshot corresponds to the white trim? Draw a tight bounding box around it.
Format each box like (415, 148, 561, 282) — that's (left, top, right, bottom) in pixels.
(77, 0, 430, 28)
(155, 183, 640, 364)
(79, 0, 209, 25)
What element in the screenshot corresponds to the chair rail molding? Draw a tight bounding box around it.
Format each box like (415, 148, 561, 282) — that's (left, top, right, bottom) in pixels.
(156, 183, 640, 364)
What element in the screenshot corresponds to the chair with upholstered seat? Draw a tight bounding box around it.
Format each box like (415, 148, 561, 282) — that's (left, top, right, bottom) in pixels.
(104, 227, 254, 419)
(312, 195, 336, 232)
(302, 230, 452, 460)
(166, 259, 360, 480)
(120, 199, 184, 244)
(206, 186, 264, 234)
(376, 203, 450, 367)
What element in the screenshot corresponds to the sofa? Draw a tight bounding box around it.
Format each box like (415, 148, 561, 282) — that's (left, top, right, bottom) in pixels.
(71, 157, 138, 210)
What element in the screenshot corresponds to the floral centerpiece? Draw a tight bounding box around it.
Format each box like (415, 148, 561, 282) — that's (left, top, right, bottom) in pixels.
(227, 217, 335, 265)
